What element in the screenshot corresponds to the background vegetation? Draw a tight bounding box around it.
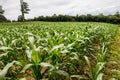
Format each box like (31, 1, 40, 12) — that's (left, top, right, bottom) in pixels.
(27, 12, 120, 24)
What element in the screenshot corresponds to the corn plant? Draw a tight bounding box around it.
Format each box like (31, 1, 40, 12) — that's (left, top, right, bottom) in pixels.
(84, 56, 105, 80)
(0, 61, 20, 80)
(0, 22, 118, 79)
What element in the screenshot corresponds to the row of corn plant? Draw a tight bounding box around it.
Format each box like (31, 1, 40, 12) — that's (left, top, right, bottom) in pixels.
(0, 22, 118, 80)
(84, 25, 118, 80)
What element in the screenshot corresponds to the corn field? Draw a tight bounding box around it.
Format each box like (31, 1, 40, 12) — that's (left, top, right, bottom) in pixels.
(0, 22, 118, 80)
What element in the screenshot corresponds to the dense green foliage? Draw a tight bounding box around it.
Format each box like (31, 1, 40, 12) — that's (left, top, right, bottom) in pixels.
(0, 6, 4, 15)
(0, 5, 7, 22)
(0, 15, 7, 22)
(27, 12, 120, 24)
(0, 22, 118, 80)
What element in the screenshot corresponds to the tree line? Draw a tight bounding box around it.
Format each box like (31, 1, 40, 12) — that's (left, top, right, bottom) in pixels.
(0, 0, 120, 24)
(27, 12, 120, 24)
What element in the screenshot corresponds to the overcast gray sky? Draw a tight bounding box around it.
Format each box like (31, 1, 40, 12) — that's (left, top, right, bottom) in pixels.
(0, 0, 120, 20)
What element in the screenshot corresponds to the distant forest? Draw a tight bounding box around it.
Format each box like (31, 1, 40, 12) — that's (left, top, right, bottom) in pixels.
(26, 12, 120, 24)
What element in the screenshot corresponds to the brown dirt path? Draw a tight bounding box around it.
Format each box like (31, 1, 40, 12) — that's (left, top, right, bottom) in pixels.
(104, 27, 120, 79)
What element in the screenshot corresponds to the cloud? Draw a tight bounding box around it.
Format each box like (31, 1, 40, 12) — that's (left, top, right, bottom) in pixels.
(0, 0, 120, 20)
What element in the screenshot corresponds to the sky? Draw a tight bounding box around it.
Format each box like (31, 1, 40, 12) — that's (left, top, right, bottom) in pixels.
(0, 0, 120, 20)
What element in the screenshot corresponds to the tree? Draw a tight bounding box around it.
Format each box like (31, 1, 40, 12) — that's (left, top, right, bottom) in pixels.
(0, 6, 4, 15)
(0, 5, 7, 22)
(114, 11, 120, 17)
(0, 15, 7, 22)
(86, 14, 92, 21)
(20, 0, 30, 21)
